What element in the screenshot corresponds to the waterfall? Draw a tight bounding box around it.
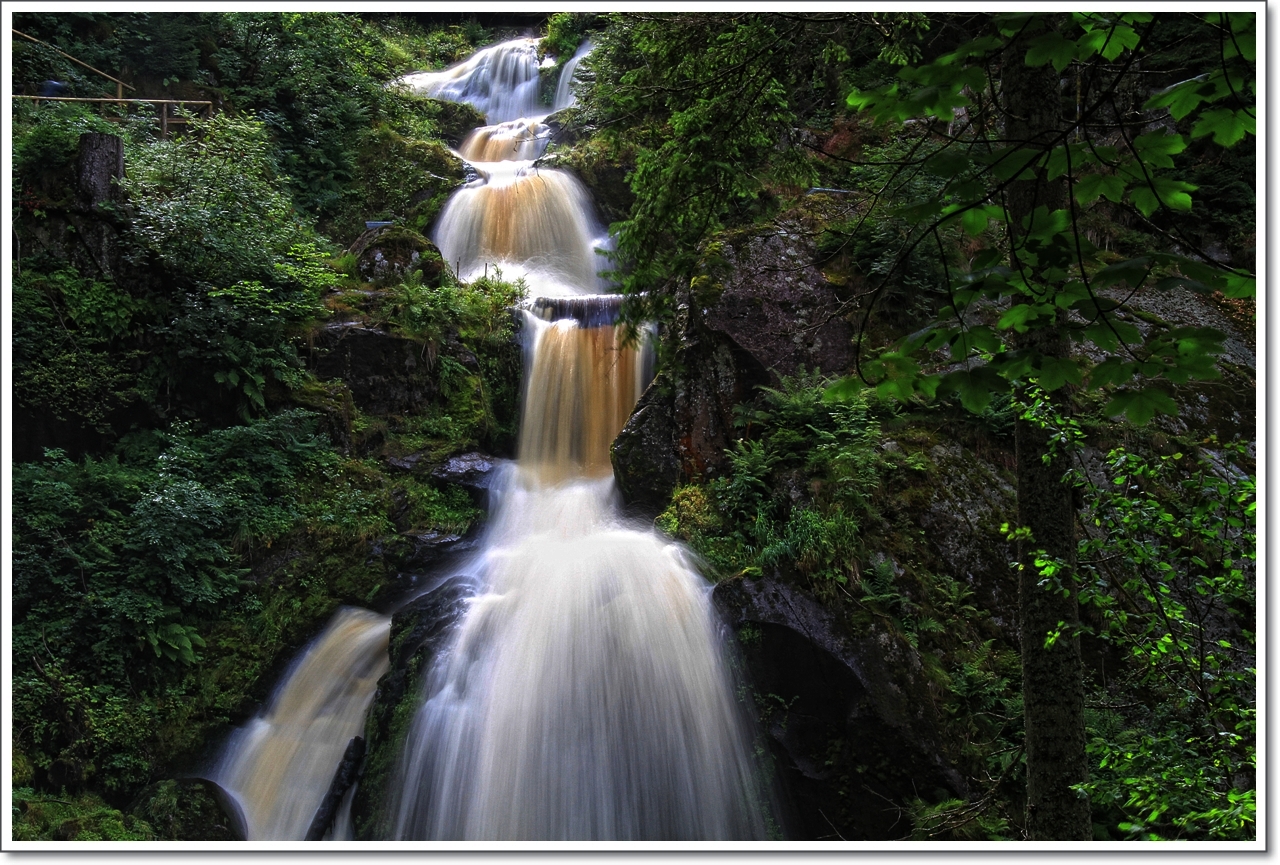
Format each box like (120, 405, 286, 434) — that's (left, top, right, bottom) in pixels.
(211, 608, 390, 840)
(553, 39, 594, 111)
(212, 35, 774, 843)
(400, 38, 544, 124)
(388, 37, 774, 842)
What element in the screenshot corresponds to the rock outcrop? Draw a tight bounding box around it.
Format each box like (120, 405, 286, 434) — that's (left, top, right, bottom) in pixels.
(128, 778, 245, 841)
(613, 218, 855, 510)
(351, 576, 471, 841)
(310, 324, 438, 417)
(713, 575, 965, 841)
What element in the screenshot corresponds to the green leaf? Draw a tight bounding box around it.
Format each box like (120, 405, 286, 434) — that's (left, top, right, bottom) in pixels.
(824, 376, 864, 403)
(1221, 271, 1255, 299)
(1104, 388, 1179, 425)
(1089, 357, 1137, 388)
(1144, 74, 1212, 120)
(1092, 258, 1150, 290)
(1074, 172, 1126, 205)
(1132, 131, 1187, 168)
(998, 303, 1040, 333)
(1036, 356, 1082, 391)
(1191, 107, 1255, 147)
(961, 206, 989, 236)
(924, 149, 971, 179)
(1026, 30, 1076, 72)
(984, 147, 1042, 182)
(939, 366, 1006, 414)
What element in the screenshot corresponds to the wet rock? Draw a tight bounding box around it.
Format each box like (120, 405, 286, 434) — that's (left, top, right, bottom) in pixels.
(352, 577, 472, 841)
(402, 529, 475, 570)
(917, 443, 1019, 640)
(713, 575, 965, 841)
(128, 778, 245, 841)
(430, 451, 500, 506)
(306, 736, 365, 841)
(611, 377, 680, 514)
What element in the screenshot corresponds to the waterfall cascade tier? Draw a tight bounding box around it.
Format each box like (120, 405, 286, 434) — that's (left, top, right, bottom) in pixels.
(211, 608, 390, 840)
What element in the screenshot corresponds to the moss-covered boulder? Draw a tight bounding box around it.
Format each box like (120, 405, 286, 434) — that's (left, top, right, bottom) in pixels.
(128, 778, 244, 841)
(426, 98, 487, 146)
(349, 226, 450, 288)
(325, 128, 467, 246)
(351, 576, 471, 840)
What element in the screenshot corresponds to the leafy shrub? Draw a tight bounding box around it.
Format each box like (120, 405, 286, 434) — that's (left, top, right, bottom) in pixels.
(120, 113, 332, 416)
(1076, 445, 1256, 840)
(12, 268, 142, 431)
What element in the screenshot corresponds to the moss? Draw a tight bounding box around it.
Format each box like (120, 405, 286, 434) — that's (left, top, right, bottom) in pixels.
(129, 779, 240, 841)
(324, 127, 465, 246)
(12, 788, 157, 841)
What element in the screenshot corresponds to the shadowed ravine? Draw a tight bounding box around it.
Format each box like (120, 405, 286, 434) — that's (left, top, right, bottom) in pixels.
(213, 37, 774, 842)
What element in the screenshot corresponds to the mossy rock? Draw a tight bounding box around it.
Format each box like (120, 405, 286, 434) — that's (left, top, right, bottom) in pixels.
(129, 778, 244, 841)
(351, 577, 471, 840)
(325, 128, 467, 246)
(349, 226, 450, 288)
(12, 788, 156, 841)
(424, 98, 487, 146)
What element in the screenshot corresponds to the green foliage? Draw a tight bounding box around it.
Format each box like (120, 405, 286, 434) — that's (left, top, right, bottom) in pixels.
(12, 788, 156, 841)
(12, 268, 143, 432)
(384, 271, 526, 451)
(12, 101, 120, 188)
(540, 13, 595, 62)
(658, 374, 883, 590)
(323, 124, 464, 243)
(1076, 445, 1255, 839)
(832, 12, 1255, 416)
(118, 113, 330, 416)
(585, 14, 843, 317)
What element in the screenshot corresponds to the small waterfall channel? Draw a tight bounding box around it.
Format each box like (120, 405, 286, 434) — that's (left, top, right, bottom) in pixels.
(212, 37, 772, 842)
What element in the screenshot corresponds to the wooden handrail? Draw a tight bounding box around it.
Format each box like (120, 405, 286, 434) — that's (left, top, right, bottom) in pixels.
(13, 96, 210, 106)
(13, 28, 136, 95)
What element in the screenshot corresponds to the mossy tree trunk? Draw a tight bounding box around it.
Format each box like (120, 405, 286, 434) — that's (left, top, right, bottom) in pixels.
(1002, 28, 1091, 842)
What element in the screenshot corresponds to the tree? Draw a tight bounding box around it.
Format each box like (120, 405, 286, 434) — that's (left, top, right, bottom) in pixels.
(829, 11, 1255, 839)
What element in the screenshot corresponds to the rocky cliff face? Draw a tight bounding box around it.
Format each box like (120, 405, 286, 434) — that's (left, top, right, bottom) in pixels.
(714, 575, 966, 841)
(612, 217, 855, 512)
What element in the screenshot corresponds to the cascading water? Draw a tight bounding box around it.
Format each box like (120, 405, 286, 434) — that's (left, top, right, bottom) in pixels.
(211, 608, 390, 840)
(389, 37, 774, 841)
(212, 37, 773, 843)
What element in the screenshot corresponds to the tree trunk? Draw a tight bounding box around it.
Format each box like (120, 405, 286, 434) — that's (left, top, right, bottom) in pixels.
(1002, 27, 1091, 842)
(72, 132, 126, 280)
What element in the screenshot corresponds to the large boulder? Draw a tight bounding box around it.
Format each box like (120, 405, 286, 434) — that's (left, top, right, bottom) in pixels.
(128, 778, 244, 841)
(713, 575, 965, 841)
(699, 220, 855, 383)
(610, 378, 680, 513)
(310, 324, 438, 417)
(612, 218, 857, 511)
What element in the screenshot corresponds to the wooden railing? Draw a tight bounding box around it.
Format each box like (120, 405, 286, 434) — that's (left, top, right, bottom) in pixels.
(13, 96, 214, 135)
(13, 28, 214, 135)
